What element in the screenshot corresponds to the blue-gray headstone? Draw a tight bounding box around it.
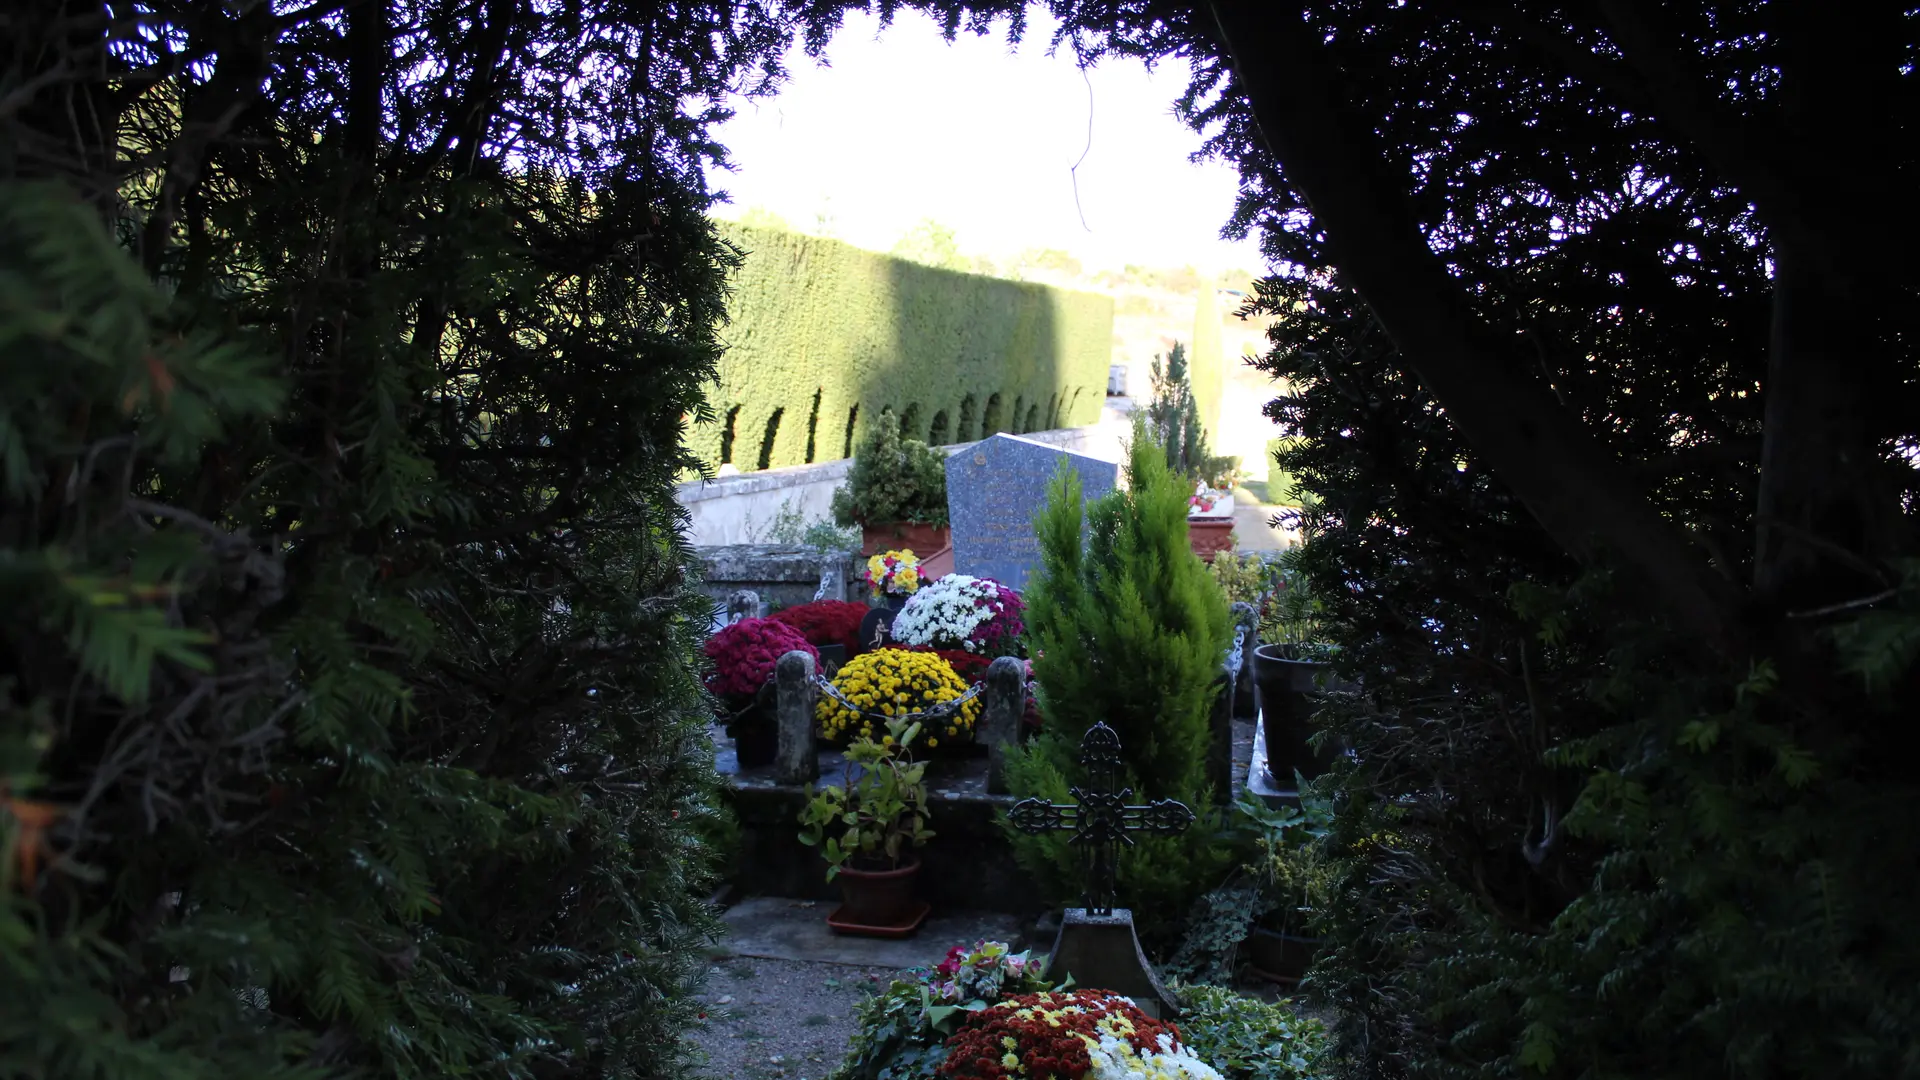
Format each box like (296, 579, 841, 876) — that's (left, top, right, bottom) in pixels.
(946, 434, 1120, 591)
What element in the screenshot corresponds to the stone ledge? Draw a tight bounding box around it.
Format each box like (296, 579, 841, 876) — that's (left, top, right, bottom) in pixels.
(676, 426, 1116, 504)
(694, 545, 857, 583)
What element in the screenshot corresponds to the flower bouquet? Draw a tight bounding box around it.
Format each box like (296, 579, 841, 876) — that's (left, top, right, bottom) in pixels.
(817, 648, 981, 750)
(865, 548, 923, 605)
(1187, 481, 1232, 518)
(704, 617, 818, 766)
(770, 599, 869, 657)
(828, 941, 1057, 1080)
(937, 991, 1223, 1080)
(890, 574, 1025, 657)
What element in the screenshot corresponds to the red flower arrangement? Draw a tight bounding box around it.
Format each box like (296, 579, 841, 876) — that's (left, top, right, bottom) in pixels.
(896, 644, 992, 686)
(703, 617, 818, 699)
(770, 599, 868, 656)
(936, 991, 1181, 1080)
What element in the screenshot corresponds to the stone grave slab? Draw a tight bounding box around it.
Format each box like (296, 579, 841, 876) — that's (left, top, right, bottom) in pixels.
(946, 433, 1119, 591)
(717, 895, 1026, 968)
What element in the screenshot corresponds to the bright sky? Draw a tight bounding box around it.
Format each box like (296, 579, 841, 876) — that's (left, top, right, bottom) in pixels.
(704, 9, 1267, 278)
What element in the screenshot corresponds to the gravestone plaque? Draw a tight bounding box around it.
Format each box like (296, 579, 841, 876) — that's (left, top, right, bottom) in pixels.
(946, 434, 1119, 591)
(855, 607, 895, 654)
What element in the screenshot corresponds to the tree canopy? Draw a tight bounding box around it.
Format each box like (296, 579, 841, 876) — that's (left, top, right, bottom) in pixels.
(3, 2, 1914, 1078)
(3, 2, 807, 1076)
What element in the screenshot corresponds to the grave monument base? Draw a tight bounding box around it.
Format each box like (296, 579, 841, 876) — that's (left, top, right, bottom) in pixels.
(1047, 907, 1177, 1020)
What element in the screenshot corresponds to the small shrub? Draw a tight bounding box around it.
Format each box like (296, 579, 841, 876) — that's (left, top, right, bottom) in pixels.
(804, 520, 864, 552)
(1006, 419, 1234, 938)
(1210, 550, 1275, 607)
(1173, 985, 1332, 1080)
(1166, 788, 1337, 985)
(764, 497, 862, 552)
(797, 716, 934, 877)
(832, 418, 949, 527)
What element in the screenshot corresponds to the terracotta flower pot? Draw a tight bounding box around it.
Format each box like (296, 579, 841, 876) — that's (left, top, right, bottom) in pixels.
(829, 857, 925, 933)
(1188, 517, 1235, 562)
(862, 521, 950, 557)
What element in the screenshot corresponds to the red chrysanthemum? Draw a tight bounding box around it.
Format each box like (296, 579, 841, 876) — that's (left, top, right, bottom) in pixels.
(935, 991, 1180, 1080)
(703, 617, 818, 699)
(769, 599, 867, 656)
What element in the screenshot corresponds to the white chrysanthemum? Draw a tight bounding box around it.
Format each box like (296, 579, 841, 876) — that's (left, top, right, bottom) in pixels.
(1083, 1030, 1226, 1080)
(891, 574, 1003, 651)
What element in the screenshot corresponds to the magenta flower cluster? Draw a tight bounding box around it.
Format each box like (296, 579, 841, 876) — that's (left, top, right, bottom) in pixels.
(703, 617, 818, 699)
(969, 579, 1026, 655)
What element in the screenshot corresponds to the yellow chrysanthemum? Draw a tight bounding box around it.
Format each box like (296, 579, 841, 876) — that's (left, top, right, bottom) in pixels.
(813, 647, 981, 748)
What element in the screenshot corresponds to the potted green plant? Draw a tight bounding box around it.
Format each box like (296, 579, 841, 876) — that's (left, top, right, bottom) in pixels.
(1251, 555, 1341, 785)
(797, 716, 936, 936)
(1162, 785, 1334, 988)
(1238, 783, 1335, 984)
(830, 417, 950, 556)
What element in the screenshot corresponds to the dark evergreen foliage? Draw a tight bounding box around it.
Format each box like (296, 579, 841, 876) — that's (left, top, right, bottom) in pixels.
(895, 2, 1920, 1077)
(0, 3, 809, 1076)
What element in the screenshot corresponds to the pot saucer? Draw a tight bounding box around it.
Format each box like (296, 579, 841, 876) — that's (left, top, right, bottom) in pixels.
(825, 900, 931, 939)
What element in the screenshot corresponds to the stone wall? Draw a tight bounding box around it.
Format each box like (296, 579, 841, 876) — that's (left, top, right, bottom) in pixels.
(677, 421, 1128, 547)
(691, 545, 863, 613)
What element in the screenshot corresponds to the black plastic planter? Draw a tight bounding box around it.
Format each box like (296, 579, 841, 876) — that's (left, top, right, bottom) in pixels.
(1253, 643, 1336, 784)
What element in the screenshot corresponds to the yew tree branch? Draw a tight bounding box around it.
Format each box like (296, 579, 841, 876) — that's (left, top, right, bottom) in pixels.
(1205, 1, 1749, 659)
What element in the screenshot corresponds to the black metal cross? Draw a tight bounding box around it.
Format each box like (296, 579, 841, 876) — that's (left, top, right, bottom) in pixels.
(1006, 722, 1196, 916)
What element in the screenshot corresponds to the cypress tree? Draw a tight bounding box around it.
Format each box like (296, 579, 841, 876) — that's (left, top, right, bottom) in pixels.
(1006, 419, 1234, 939)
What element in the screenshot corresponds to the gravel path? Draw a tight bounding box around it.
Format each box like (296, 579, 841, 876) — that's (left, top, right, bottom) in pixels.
(685, 955, 903, 1080)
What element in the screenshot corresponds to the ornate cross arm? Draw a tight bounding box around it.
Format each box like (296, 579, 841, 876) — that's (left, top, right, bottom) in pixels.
(1004, 722, 1197, 916)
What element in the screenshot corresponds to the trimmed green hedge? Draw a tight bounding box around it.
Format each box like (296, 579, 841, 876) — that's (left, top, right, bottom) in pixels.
(698, 223, 1114, 471)
(1189, 284, 1224, 440)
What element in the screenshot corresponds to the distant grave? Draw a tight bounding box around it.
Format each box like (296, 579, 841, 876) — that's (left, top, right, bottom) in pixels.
(946, 433, 1119, 591)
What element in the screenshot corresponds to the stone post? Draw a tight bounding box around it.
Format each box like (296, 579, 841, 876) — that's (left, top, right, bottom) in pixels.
(726, 588, 762, 624)
(1230, 601, 1259, 719)
(774, 650, 819, 786)
(1208, 668, 1234, 800)
(982, 655, 1026, 795)
(1207, 605, 1256, 799)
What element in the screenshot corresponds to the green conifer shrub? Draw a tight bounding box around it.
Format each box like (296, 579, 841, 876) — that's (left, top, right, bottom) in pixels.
(1147, 343, 1235, 486)
(1004, 421, 1235, 941)
(830, 417, 950, 528)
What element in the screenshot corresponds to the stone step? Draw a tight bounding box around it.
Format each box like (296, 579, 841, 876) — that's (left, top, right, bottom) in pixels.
(715, 895, 1029, 968)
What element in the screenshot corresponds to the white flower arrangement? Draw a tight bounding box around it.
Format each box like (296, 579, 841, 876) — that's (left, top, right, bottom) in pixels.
(889, 574, 1020, 653)
(1084, 1029, 1226, 1080)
